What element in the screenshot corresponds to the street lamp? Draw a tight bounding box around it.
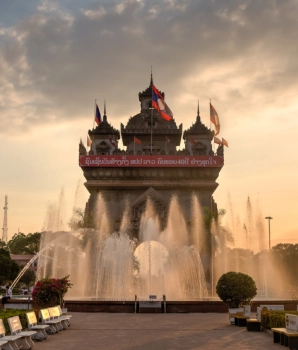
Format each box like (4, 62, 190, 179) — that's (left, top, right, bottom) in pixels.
(265, 216, 273, 250)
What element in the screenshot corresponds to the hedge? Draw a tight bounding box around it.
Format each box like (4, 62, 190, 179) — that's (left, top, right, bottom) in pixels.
(0, 309, 30, 334)
(261, 310, 298, 329)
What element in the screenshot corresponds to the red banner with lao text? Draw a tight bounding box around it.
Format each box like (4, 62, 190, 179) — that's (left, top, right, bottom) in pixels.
(79, 155, 223, 168)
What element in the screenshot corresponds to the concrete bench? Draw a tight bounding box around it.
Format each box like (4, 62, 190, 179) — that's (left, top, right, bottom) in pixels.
(7, 316, 36, 350)
(58, 306, 72, 320)
(0, 318, 22, 350)
(39, 309, 62, 334)
(272, 328, 298, 349)
(272, 314, 298, 349)
(246, 319, 261, 332)
(55, 306, 71, 327)
(48, 307, 69, 330)
(228, 308, 245, 324)
(26, 312, 49, 341)
(0, 340, 8, 350)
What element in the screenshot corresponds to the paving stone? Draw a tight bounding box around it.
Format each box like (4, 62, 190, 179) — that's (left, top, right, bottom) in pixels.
(32, 312, 280, 349)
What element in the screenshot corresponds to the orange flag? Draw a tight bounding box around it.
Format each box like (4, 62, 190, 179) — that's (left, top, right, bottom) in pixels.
(134, 136, 141, 145)
(214, 136, 222, 145)
(222, 138, 229, 147)
(87, 135, 92, 147)
(210, 103, 220, 136)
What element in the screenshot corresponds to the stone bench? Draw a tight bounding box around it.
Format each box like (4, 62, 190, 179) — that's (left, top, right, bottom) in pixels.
(0, 340, 8, 349)
(26, 311, 49, 341)
(48, 307, 70, 330)
(40, 309, 62, 334)
(271, 313, 298, 349)
(7, 316, 36, 350)
(56, 306, 71, 326)
(228, 308, 244, 324)
(246, 318, 261, 332)
(272, 328, 298, 349)
(0, 318, 22, 350)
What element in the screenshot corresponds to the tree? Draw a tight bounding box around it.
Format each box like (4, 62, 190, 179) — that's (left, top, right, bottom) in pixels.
(216, 271, 257, 308)
(19, 269, 36, 287)
(68, 207, 95, 230)
(7, 232, 41, 254)
(271, 243, 298, 294)
(0, 239, 7, 249)
(0, 248, 20, 284)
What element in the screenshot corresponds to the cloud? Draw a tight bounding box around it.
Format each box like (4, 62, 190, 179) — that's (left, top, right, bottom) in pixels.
(0, 0, 298, 136)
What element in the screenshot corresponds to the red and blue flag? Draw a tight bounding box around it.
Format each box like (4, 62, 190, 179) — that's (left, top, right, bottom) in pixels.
(109, 136, 116, 147)
(152, 84, 173, 121)
(95, 104, 102, 125)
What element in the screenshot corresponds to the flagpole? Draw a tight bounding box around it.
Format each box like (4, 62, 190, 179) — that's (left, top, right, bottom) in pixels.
(151, 107, 153, 154)
(93, 99, 96, 130)
(209, 98, 211, 129)
(209, 98, 214, 153)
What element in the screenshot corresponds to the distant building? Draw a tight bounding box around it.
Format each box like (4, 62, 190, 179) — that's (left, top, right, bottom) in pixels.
(10, 254, 37, 272)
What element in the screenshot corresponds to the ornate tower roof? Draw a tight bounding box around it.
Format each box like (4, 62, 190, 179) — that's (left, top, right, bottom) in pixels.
(121, 75, 182, 147)
(88, 101, 120, 140)
(138, 73, 165, 102)
(183, 102, 214, 140)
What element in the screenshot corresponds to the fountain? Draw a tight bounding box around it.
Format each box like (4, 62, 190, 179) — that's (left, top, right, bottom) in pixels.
(37, 192, 208, 301)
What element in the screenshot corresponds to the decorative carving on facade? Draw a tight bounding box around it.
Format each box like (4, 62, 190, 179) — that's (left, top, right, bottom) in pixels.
(131, 187, 168, 232)
(95, 141, 111, 155)
(192, 141, 207, 155)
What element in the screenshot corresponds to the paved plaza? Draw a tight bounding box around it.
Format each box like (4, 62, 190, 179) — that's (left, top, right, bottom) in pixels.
(31, 312, 281, 349)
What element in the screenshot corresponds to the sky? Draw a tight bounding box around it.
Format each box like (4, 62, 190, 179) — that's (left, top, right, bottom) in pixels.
(0, 0, 297, 247)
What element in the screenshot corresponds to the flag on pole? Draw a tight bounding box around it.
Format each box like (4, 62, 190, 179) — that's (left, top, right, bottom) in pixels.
(152, 84, 173, 121)
(95, 103, 102, 125)
(165, 136, 171, 144)
(214, 136, 222, 145)
(87, 134, 92, 147)
(109, 136, 116, 147)
(222, 137, 229, 147)
(189, 136, 197, 145)
(210, 103, 220, 136)
(134, 136, 142, 144)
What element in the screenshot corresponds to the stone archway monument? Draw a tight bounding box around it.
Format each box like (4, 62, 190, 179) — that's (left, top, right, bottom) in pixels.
(79, 76, 224, 276)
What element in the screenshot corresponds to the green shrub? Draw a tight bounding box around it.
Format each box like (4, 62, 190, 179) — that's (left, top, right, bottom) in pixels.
(261, 310, 298, 329)
(216, 271, 257, 308)
(0, 309, 29, 334)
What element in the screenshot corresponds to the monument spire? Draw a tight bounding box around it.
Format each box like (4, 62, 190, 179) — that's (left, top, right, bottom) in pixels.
(103, 99, 107, 122)
(196, 100, 201, 123)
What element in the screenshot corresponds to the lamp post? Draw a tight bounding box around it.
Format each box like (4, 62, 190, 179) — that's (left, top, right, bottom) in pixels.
(265, 216, 273, 250)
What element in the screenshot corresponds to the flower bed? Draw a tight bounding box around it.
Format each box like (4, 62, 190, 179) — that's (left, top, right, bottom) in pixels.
(32, 275, 72, 308)
(0, 309, 29, 334)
